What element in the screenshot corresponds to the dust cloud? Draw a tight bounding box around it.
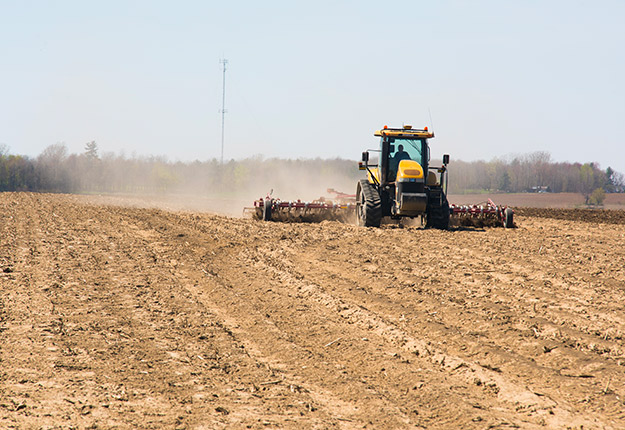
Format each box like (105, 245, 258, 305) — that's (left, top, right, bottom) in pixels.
(36, 152, 366, 218)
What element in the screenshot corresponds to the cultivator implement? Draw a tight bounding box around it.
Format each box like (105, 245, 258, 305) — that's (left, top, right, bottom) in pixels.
(243, 189, 357, 223)
(450, 198, 514, 228)
(244, 191, 514, 228)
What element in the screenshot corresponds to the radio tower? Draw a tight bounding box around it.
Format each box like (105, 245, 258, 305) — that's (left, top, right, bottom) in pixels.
(219, 58, 228, 165)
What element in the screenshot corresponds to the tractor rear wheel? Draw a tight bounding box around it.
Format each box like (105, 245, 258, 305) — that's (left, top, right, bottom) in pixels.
(262, 198, 273, 221)
(504, 208, 514, 228)
(426, 191, 450, 230)
(357, 180, 382, 227)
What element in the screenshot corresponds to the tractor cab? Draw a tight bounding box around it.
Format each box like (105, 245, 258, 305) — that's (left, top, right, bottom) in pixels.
(362, 125, 434, 186)
(358, 124, 450, 228)
(376, 125, 431, 184)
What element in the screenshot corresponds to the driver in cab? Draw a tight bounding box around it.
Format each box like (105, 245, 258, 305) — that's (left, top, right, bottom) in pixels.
(389, 144, 411, 181)
(394, 144, 410, 162)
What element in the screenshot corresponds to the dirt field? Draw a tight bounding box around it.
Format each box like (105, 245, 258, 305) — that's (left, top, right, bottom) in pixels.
(1, 192, 625, 429)
(449, 192, 625, 210)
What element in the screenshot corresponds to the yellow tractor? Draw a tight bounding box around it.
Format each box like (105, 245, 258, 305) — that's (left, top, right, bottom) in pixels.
(358, 125, 450, 228)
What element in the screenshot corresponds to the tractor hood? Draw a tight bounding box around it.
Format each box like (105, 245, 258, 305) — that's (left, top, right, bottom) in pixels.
(396, 160, 424, 183)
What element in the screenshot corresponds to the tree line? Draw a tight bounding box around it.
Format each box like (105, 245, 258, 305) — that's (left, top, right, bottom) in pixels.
(0, 143, 361, 200)
(444, 151, 624, 203)
(0, 143, 623, 203)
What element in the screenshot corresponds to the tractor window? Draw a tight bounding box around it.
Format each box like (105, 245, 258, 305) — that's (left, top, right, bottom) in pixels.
(388, 138, 425, 180)
(389, 138, 424, 162)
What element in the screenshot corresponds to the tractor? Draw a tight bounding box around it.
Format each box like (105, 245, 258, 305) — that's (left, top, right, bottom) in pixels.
(249, 123, 513, 228)
(357, 125, 450, 229)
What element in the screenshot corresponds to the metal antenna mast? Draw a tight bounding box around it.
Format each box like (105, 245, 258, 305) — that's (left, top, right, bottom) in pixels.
(219, 58, 228, 164)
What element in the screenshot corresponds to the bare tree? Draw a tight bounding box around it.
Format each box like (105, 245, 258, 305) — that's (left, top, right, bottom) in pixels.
(37, 143, 70, 192)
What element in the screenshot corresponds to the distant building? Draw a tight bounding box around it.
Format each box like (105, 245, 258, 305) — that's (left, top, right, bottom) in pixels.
(527, 186, 552, 193)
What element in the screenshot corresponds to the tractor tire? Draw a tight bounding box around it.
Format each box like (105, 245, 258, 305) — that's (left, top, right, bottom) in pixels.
(262, 198, 273, 221)
(357, 179, 382, 227)
(504, 207, 514, 228)
(426, 191, 450, 230)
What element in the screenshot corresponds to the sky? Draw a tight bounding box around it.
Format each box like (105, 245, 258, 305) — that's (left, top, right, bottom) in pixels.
(1, 0, 624, 173)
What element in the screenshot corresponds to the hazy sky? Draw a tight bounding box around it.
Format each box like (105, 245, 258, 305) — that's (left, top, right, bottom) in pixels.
(2, 1, 624, 173)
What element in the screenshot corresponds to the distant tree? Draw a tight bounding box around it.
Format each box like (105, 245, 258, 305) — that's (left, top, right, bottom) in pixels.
(0, 155, 34, 191)
(151, 163, 178, 191)
(528, 151, 552, 187)
(37, 143, 70, 192)
(612, 171, 625, 193)
(588, 187, 606, 206)
(579, 163, 595, 204)
(84, 141, 99, 160)
(233, 163, 250, 187)
(604, 166, 625, 193)
(499, 170, 511, 192)
(606, 166, 615, 189)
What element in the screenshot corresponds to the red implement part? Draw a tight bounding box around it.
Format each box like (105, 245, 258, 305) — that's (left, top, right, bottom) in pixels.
(255, 199, 354, 210)
(450, 198, 514, 228)
(251, 196, 356, 223)
(326, 188, 357, 203)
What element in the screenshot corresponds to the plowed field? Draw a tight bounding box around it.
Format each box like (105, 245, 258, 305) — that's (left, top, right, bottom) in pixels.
(1, 193, 624, 429)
